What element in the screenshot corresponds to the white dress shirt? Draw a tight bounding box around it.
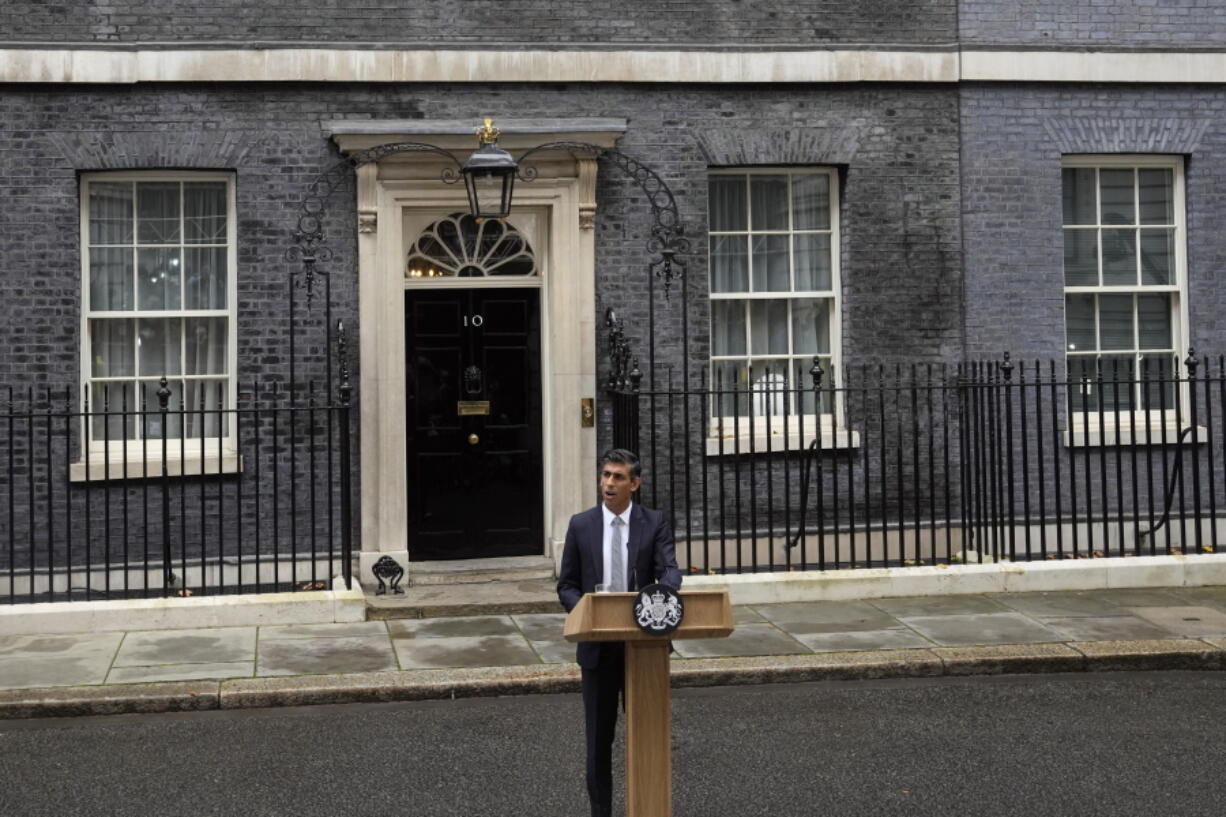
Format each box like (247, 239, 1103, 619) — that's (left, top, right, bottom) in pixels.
(600, 501, 633, 590)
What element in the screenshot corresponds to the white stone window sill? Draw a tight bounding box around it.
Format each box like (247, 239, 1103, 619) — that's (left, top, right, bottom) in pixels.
(1063, 424, 1209, 449)
(705, 424, 861, 457)
(70, 449, 242, 482)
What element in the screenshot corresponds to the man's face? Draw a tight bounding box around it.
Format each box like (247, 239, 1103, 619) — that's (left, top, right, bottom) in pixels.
(599, 462, 641, 514)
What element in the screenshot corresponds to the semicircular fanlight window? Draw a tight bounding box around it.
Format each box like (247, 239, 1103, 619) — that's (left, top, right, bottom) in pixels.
(406, 213, 537, 279)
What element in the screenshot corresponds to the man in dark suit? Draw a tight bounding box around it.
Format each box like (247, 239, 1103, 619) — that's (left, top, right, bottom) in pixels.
(557, 448, 683, 817)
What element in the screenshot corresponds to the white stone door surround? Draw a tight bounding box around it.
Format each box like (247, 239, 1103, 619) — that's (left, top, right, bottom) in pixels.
(327, 119, 625, 587)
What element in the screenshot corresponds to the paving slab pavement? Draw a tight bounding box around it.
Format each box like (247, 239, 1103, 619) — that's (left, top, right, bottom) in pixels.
(2, 587, 1226, 718)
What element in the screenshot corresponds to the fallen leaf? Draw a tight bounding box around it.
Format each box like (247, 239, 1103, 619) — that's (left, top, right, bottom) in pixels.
(176, 589, 193, 597)
(936, 563, 949, 569)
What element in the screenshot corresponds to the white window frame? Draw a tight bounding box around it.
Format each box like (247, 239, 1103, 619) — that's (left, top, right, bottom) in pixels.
(1061, 154, 1195, 446)
(706, 167, 856, 455)
(74, 170, 239, 480)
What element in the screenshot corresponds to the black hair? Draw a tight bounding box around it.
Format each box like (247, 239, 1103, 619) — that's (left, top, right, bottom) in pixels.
(600, 448, 641, 478)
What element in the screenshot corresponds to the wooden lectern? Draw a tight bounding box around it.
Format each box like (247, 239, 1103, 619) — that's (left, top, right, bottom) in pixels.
(564, 590, 734, 817)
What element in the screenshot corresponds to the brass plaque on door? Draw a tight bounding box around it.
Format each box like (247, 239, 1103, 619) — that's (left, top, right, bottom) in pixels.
(457, 400, 491, 416)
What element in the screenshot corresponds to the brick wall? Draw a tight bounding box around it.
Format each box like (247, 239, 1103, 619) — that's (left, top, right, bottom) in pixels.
(0, 1, 956, 45)
(960, 0, 1226, 48)
(0, 81, 963, 571)
(959, 84, 1226, 360)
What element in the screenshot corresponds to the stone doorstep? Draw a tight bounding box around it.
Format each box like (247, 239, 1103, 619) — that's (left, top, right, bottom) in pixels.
(366, 576, 563, 620)
(405, 556, 555, 586)
(3, 640, 1224, 720)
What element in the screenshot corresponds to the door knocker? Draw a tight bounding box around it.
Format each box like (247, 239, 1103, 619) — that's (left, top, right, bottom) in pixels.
(464, 365, 483, 396)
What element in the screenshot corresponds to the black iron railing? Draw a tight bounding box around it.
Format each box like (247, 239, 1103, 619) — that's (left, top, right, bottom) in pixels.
(1, 376, 355, 604)
(612, 353, 1226, 574)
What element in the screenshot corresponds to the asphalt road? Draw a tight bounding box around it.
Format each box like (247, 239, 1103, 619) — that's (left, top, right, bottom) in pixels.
(2, 672, 1224, 817)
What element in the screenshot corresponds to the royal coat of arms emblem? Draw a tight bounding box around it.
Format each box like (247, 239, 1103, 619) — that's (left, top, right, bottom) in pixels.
(633, 583, 684, 636)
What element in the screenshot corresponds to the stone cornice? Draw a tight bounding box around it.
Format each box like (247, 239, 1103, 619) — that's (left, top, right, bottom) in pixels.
(3, 46, 1226, 85)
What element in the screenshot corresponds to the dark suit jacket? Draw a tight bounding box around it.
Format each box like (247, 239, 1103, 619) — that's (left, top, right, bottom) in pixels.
(557, 503, 683, 669)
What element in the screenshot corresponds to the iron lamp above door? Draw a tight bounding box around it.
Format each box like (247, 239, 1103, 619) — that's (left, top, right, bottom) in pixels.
(461, 119, 518, 220)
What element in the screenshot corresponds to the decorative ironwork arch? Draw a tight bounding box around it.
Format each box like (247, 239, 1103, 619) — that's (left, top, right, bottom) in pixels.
(286, 139, 690, 302)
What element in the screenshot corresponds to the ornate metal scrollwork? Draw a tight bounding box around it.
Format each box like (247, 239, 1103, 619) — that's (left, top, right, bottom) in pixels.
(605, 308, 642, 394)
(372, 555, 406, 596)
(288, 133, 690, 304)
(287, 143, 465, 305)
(517, 141, 691, 299)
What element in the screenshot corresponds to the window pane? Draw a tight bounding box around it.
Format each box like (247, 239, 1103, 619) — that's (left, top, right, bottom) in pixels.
(89, 182, 134, 245)
(183, 380, 229, 438)
(791, 299, 831, 355)
(750, 300, 788, 355)
(791, 174, 830, 230)
(1099, 355, 1135, 412)
(1063, 229, 1098, 286)
(750, 175, 788, 230)
(90, 382, 137, 440)
(710, 300, 747, 356)
(794, 233, 832, 291)
(137, 318, 182, 377)
(185, 318, 228, 376)
(747, 362, 788, 419)
(708, 177, 747, 232)
(184, 182, 227, 243)
(137, 248, 182, 310)
(1100, 229, 1137, 286)
(1139, 353, 1176, 411)
(793, 358, 833, 416)
(1062, 168, 1096, 225)
(1099, 169, 1135, 225)
(710, 235, 749, 292)
(141, 379, 184, 439)
(136, 182, 181, 243)
(1138, 169, 1173, 225)
(1067, 356, 1097, 414)
(1137, 293, 1172, 350)
(1099, 293, 1134, 351)
(91, 319, 134, 377)
(1139, 229, 1174, 285)
(751, 234, 789, 291)
(711, 360, 748, 419)
(185, 247, 227, 309)
(1065, 294, 1096, 352)
(89, 247, 133, 311)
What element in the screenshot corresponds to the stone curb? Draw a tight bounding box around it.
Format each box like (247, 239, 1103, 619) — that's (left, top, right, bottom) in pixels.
(2, 639, 1224, 720)
(366, 600, 563, 620)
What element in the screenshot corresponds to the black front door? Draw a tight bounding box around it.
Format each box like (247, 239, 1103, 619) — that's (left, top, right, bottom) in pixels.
(405, 288, 544, 560)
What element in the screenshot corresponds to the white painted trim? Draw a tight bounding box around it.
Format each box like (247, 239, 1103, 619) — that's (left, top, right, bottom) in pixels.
(79, 171, 239, 459)
(69, 449, 241, 481)
(962, 49, 1226, 84)
(684, 554, 1226, 605)
(353, 145, 598, 585)
(0, 575, 365, 637)
(8, 46, 1226, 85)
